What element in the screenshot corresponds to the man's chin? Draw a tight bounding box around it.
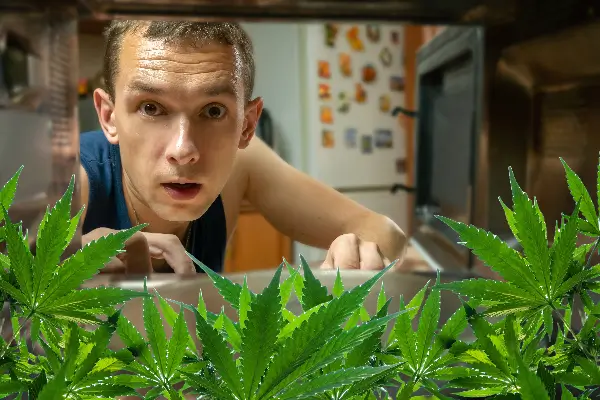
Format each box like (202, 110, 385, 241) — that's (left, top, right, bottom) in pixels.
(152, 204, 208, 223)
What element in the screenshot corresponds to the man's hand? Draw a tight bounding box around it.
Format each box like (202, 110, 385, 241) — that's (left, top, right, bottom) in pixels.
(82, 228, 196, 275)
(320, 233, 392, 270)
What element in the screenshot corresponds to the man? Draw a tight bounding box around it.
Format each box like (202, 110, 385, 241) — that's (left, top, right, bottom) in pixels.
(80, 20, 407, 275)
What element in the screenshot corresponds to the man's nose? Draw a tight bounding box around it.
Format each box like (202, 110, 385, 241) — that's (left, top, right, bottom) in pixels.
(165, 117, 200, 165)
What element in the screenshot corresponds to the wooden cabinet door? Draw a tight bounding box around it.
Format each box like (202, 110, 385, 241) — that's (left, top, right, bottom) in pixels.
(224, 211, 292, 273)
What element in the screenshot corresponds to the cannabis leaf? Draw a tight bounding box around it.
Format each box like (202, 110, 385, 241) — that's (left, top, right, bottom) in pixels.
(0, 166, 22, 223)
(561, 157, 600, 235)
(300, 254, 333, 310)
(437, 166, 600, 327)
(239, 264, 283, 399)
(113, 279, 191, 398)
(187, 250, 255, 309)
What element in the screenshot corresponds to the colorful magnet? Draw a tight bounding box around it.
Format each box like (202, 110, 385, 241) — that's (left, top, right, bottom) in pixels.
(396, 158, 407, 174)
(355, 83, 367, 104)
(361, 135, 373, 154)
(375, 129, 393, 149)
(319, 83, 331, 100)
(379, 47, 392, 67)
(320, 105, 333, 124)
(318, 61, 331, 79)
(346, 26, 364, 51)
(338, 91, 351, 113)
(339, 53, 352, 77)
(345, 128, 357, 148)
(390, 76, 405, 91)
(379, 94, 391, 113)
(362, 64, 377, 83)
(324, 23, 338, 47)
(366, 24, 380, 43)
(391, 30, 400, 45)
(322, 129, 335, 148)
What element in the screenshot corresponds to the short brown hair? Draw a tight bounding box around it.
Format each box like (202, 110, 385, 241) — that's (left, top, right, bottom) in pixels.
(102, 20, 255, 101)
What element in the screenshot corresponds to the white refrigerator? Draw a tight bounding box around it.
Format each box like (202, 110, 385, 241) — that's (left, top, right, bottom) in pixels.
(295, 22, 410, 264)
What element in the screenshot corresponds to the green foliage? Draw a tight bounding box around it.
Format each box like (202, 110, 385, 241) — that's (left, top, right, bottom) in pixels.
(0, 167, 150, 398)
(1, 154, 599, 399)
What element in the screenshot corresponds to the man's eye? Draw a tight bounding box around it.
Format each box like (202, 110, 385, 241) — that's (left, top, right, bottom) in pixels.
(202, 104, 227, 119)
(139, 102, 164, 117)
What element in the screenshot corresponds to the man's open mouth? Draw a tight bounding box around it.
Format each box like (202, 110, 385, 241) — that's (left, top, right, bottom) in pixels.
(161, 183, 202, 200)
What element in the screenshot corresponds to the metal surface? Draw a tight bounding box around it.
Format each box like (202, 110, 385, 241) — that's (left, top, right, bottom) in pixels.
(481, 21, 600, 237)
(411, 18, 600, 275)
(411, 26, 485, 272)
(88, 269, 475, 351)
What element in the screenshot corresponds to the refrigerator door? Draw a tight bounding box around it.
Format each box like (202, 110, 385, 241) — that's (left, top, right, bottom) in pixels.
(303, 22, 407, 189)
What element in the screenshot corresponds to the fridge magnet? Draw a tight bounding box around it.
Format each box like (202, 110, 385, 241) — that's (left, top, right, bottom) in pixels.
(379, 47, 392, 67)
(320, 105, 333, 124)
(319, 83, 331, 100)
(324, 23, 338, 47)
(337, 91, 351, 113)
(344, 128, 357, 148)
(346, 26, 364, 51)
(362, 64, 377, 83)
(366, 24, 380, 43)
(396, 157, 407, 174)
(322, 129, 335, 148)
(355, 83, 367, 103)
(379, 94, 391, 113)
(361, 135, 373, 154)
(391, 30, 400, 45)
(390, 75, 405, 91)
(318, 60, 331, 79)
(339, 53, 352, 77)
(375, 129, 393, 149)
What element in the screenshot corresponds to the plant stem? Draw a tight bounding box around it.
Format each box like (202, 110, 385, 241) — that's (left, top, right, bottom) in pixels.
(585, 237, 600, 269)
(0, 312, 32, 359)
(550, 304, 593, 360)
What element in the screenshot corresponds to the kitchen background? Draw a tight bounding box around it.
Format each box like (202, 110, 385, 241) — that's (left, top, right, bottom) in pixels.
(77, 22, 446, 273)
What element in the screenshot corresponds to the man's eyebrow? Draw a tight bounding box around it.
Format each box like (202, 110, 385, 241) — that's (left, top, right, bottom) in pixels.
(204, 81, 238, 97)
(125, 80, 165, 95)
(125, 79, 237, 97)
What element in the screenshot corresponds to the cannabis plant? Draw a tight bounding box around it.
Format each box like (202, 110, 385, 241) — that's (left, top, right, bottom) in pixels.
(381, 157, 600, 399)
(0, 167, 151, 398)
(2, 154, 600, 400)
(0, 166, 409, 399)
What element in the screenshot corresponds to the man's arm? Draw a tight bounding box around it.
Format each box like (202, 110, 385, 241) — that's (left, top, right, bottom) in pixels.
(241, 138, 407, 262)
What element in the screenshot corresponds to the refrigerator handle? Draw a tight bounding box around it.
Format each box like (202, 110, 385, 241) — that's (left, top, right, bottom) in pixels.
(391, 183, 416, 194)
(391, 106, 418, 118)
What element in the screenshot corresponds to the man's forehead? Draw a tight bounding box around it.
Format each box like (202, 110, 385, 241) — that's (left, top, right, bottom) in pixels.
(120, 30, 236, 63)
(117, 32, 243, 96)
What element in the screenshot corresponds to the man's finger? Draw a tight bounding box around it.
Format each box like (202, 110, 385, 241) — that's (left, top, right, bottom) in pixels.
(358, 241, 385, 270)
(122, 231, 153, 275)
(334, 236, 361, 269)
(145, 233, 196, 275)
(163, 249, 196, 275)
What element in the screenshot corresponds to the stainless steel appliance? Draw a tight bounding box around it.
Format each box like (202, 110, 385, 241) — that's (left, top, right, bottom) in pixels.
(410, 15, 600, 276)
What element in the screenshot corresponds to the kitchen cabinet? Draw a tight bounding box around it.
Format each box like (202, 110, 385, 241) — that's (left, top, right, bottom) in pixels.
(224, 201, 292, 273)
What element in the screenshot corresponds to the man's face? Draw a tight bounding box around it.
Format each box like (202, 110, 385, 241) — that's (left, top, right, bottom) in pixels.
(96, 32, 261, 222)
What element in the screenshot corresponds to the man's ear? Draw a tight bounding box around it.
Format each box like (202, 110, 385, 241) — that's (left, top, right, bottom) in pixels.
(239, 97, 263, 149)
(93, 88, 118, 145)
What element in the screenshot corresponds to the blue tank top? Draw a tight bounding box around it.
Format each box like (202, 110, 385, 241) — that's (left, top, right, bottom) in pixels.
(79, 130, 226, 273)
